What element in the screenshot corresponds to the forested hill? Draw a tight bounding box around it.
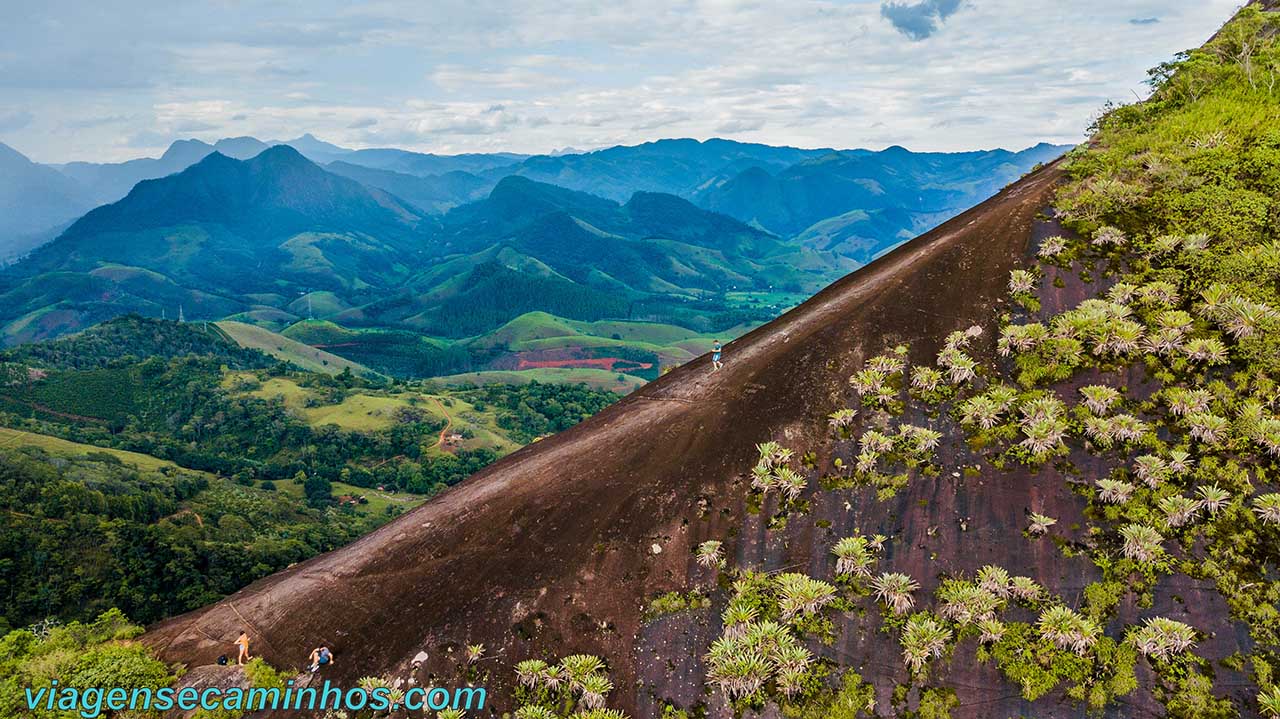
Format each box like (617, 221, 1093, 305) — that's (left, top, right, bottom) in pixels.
(0, 150, 853, 348)
(0, 314, 620, 632)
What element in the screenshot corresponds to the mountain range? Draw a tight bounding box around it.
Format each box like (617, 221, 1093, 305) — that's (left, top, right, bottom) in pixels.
(1, 135, 1066, 261)
(0, 135, 1066, 375)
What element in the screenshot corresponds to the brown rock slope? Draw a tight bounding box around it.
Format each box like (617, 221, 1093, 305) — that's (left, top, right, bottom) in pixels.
(146, 160, 1093, 710)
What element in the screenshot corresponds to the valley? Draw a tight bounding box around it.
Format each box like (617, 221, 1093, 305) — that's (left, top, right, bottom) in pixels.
(0, 137, 1065, 386)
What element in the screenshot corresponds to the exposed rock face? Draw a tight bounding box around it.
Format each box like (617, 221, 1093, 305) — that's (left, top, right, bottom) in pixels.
(147, 163, 1104, 712)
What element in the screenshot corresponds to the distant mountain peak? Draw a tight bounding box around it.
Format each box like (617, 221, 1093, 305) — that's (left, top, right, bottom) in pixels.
(0, 141, 34, 165)
(250, 143, 313, 167)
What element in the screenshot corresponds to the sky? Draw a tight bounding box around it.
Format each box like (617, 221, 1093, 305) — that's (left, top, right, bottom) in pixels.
(0, 0, 1245, 164)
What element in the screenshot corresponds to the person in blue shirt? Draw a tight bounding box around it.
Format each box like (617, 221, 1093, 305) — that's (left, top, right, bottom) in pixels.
(712, 341, 723, 371)
(308, 645, 334, 673)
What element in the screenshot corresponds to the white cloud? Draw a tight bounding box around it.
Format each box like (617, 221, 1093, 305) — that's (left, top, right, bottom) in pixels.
(0, 0, 1244, 162)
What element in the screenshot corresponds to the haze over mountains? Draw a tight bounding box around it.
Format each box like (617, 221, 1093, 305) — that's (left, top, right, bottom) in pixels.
(0, 133, 1066, 378)
(1, 134, 1065, 259)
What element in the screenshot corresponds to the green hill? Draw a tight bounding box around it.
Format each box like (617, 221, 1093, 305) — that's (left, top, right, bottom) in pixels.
(216, 320, 374, 376)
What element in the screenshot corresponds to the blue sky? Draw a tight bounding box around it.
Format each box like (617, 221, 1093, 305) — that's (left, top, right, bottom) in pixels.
(0, 0, 1243, 163)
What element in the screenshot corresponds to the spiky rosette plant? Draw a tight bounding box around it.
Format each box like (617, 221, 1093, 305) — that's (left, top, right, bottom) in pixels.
(859, 429, 894, 455)
(867, 353, 906, 375)
(755, 441, 792, 470)
(872, 572, 919, 615)
(1144, 309, 1193, 355)
(772, 641, 814, 676)
(560, 655, 606, 692)
(855, 450, 880, 474)
(578, 672, 613, 710)
(696, 540, 725, 569)
(515, 659, 548, 688)
(1180, 233, 1210, 252)
(849, 368, 890, 396)
(910, 366, 944, 394)
(998, 322, 1049, 356)
(705, 639, 770, 700)
(722, 599, 758, 640)
(1261, 687, 1280, 718)
(1010, 576, 1043, 602)
(1133, 455, 1169, 488)
(1130, 616, 1197, 661)
(775, 466, 808, 502)
(1240, 407, 1280, 458)
(1038, 606, 1100, 655)
(1159, 495, 1203, 528)
(1164, 388, 1213, 417)
(943, 329, 976, 351)
(1184, 337, 1229, 365)
(1038, 235, 1068, 259)
(574, 710, 630, 719)
(1080, 385, 1122, 415)
(1097, 478, 1137, 504)
(1117, 414, 1151, 442)
(1187, 412, 1230, 445)
(978, 618, 1007, 645)
(832, 536, 877, 578)
(937, 347, 978, 384)
(1148, 234, 1184, 256)
(828, 408, 858, 436)
(751, 465, 776, 493)
(1020, 395, 1066, 424)
(1120, 524, 1165, 563)
(1021, 418, 1069, 458)
(437, 710, 465, 719)
(977, 565, 1012, 598)
(1092, 225, 1127, 247)
(1083, 416, 1118, 448)
(960, 395, 1007, 430)
(897, 424, 942, 458)
(1009, 269, 1038, 295)
(1106, 282, 1138, 304)
(1136, 281, 1180, 307)
(1253, 494, 1280, 525)
(1218, 297, 1277, 339)
(1196, 484, 1231, 514)
(938, 582, 1001, 626)
(1167, 449, 1193, 475)
(901, 614, 952, 675)
(775, 573, 837, 621)
(541, 664, 563, 691)
(514, 705, 557, 719)
(1028, 513, 1057, 536)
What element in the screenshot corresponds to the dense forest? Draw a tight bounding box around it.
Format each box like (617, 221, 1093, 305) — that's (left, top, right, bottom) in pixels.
(0, 448, 378, 631)
(0, 316, 619, 630)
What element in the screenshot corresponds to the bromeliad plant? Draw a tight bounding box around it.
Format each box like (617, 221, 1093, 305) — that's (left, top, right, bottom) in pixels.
(1129, 617, 1197, 662)
(831, 535, 879, 580)
(1037, 606, 1101, 656)
(704, 571, 826, 705)
(512, 654, 625, 718)
(900, 614, 952, 676)
(871, 572, 920, 616)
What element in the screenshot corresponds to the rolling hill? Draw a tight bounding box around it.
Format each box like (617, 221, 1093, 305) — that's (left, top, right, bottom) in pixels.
(0, 151, 855, 364)
(0, 146, 436, 344)
(143, 5, 1280, 717)
(214, 321, 374, 376)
